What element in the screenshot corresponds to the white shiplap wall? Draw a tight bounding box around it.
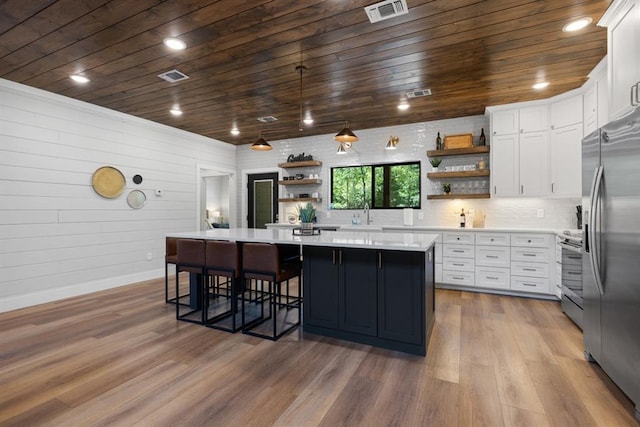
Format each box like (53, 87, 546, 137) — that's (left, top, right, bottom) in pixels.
(236, 116, 580, 229)
(0, 79, 236, 312)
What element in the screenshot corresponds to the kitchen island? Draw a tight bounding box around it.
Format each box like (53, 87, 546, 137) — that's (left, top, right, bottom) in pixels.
(166, 228, 438, 356)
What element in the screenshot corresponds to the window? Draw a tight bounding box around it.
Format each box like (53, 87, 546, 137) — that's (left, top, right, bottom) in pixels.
(331, 161, 420, 209)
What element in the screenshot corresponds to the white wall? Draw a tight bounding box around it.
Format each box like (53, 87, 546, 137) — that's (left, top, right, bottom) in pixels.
(0, 79, 236, 312)
(236, 116, 580, 229)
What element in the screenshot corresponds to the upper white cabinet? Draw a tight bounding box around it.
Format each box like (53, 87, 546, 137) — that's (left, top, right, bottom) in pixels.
(550, 124, 582, 197)
(550, 95, 583, 129)
(584, 83, 599, 135)
(519, 131, 549, 197)
(600, 0, 640, 120)
(491, 105, 548, 135)
(491, 134, 519, 197)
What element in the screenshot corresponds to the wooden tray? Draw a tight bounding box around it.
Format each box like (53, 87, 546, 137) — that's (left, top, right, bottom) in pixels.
(444, 133, 473, 149)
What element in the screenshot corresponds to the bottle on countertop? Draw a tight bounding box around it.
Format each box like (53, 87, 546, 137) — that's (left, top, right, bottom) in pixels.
(356, 214, 361, 225)
(460, 208, 466, 228)
(436, 131, 442, 150)
(352, 214, 357, 225)
(479, 128, 486, 146)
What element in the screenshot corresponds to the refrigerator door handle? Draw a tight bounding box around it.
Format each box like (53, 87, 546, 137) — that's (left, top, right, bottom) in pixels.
(589, 165, 604, 296)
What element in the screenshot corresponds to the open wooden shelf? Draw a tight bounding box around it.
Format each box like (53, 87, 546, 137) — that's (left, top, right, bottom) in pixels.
(427, 193, 490, 200)
(278, 179, 322, 185)
(277, 160, 322, 168)
(427, 169, 490, 179)
(278, 197, 322, 203)
(427, 146, 490, 158)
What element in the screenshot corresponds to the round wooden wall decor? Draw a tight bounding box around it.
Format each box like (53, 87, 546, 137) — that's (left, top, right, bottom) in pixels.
(126, 190, 146, 209)
(92, 166, 126, 198)
(132, 174, 143, 184)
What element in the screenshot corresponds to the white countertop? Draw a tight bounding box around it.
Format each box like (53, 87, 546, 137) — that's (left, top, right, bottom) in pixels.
(167, 228, 438, 251)
(265, 223, 576, 235)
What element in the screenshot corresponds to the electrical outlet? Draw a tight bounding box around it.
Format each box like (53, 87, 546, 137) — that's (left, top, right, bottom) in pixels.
(326, 210, 331, 219)
(537, 209, 545, 218)
(418, 212, 424, 220)
(146, 252, 152, 261)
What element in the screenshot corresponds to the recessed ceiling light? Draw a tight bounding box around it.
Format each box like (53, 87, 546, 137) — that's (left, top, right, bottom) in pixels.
(303, 117, 314, 125)
(563, 17, 592, 32)
(170, 107, 183, 116)
(163, 37, 186, 50)
(230, 127, 240, 136)
(532, 81, 549, 90)
(70, 74, 90, 83)
(397, 102, 409, 111)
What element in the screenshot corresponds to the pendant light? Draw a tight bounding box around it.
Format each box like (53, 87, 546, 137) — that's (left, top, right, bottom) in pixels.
(251, 132, 272, 151)
(334, 121, 359, 143)
(296, 64, 312, 131)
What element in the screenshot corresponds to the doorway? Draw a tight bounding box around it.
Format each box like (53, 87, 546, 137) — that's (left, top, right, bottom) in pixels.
(247, 172, 278, 228)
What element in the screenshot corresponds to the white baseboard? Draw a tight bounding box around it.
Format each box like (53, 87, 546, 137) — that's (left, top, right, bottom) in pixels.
(0, 268, 165, 313)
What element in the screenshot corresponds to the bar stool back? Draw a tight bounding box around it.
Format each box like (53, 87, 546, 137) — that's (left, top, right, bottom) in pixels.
(165, 237, 178, 303)
(176, 239, 206, 324)
(241, 243, 302, 340)
(204, 240, 241, 332)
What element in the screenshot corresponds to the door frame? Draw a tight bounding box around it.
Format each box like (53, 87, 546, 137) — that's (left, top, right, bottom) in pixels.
(196, 163, 236, 230)
(247, 172, 279, 228)
(241, 167, 279, 228)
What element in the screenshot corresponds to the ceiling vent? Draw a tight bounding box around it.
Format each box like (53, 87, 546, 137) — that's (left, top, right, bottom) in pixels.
(365, 0, 409, 23)
(257, 116, 278, 123)
(158, 69, 190, 83)
(406, 88, 432, 98)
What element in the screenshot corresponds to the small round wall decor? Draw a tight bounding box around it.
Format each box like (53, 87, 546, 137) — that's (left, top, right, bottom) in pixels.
(132, 174, 143, 184)
(92, 166, 126, 198)
(127, 190, 146, 209)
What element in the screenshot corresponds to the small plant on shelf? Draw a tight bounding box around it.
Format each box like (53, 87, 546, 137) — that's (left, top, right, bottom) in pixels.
(429, 157, 442, 170)
(297, 202, 316, 224)
(442, 183, 451, 194)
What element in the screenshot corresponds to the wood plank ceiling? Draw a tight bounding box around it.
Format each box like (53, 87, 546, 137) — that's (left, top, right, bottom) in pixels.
(0, 0, 611, 145)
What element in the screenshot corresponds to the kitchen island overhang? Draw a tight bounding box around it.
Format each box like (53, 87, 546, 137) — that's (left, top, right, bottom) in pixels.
(166, 228, 438, 356)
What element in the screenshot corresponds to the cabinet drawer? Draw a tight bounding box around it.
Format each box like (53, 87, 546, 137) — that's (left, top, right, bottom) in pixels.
(476, 233, 510, 246)
(443, 257, 475, 272)
(475, 246, 510, 267)
(562, 252, 582, 265)
(511, 246, 550, 263)
(442, 270, 475, 286)
(475, 267, 510, 290)
(511, 276, 550, 294)
(443, 232, 475, 245)
(511, 261, 549, 278)
(443, 244, 474, 258)
(511, 233, 552, 247)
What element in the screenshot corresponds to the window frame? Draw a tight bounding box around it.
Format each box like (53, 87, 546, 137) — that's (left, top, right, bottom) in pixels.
(330, 160, 421, 210)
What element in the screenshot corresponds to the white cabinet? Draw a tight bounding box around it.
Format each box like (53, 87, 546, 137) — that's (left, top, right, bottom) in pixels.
(491, 109, 519, 135)
(584, 83, 599, 135)
(550, 123, 582, 197)
(519, 106, 548, 133)
(550, 95, 583, 129)
(491, 134, 519, 197)
(491, 106, 548, 136)
(510, 233, 554, 295)
(601, 0, 640, 120)
(519, 131, 549, 197)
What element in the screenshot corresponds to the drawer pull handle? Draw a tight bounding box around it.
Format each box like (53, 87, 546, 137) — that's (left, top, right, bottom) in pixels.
(523, 253, 536, 257)
(453, 250, 465, 253)
(523, 268, 537, 272)
(528, 239, 532, 243)
(490, 238, 494, 242)
(523, 283, 537, 287)
(453, 263, 464, 267)
(568, 271, 581, 275)
(452, 276, 465, 280)
(486, 255, 499, 259)
(487, 276, 499, 280)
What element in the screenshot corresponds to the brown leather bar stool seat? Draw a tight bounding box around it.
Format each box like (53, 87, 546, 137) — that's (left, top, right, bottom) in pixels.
(175, 239, 206, 324)
(204, 240, 242, 332)
(165, 237, 178, 303)
(241, 243, 302, 340)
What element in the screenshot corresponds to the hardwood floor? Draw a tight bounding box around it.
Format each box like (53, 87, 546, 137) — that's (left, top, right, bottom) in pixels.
(0, 278, 638, 426)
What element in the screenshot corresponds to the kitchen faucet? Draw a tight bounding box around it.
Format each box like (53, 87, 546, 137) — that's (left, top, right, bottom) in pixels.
(363, 203, 373, 225)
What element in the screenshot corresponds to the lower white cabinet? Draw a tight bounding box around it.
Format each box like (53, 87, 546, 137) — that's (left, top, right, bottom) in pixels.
(442, 270, 475, 287)
(476, 267, 510, 290)
(511, 276, 550, 294)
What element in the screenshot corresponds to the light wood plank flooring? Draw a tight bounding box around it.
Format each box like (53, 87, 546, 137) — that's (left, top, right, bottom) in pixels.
(0, 278, 638, 426)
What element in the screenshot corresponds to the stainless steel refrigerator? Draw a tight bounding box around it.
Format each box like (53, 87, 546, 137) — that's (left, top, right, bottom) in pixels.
(583, 107, 640, 419)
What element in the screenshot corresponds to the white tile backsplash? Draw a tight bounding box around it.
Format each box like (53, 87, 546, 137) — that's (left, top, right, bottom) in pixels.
(236, 116, 581, 230)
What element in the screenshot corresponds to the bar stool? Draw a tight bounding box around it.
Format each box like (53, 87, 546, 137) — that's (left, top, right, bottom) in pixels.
(241, 243, 302, 340)
(204, 240, 242, 332)
(175, 239, 206, 324)
(165, 237, 178, 303)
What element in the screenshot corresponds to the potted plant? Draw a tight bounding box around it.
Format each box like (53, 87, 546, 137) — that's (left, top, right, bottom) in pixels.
(442, 183, 451, 195)
(429, 157, 442, 171)
(297, 202, 316, 233)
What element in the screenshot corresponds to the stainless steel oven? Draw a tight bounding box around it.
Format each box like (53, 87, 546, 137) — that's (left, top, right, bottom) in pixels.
(558, 233, 583, 329)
